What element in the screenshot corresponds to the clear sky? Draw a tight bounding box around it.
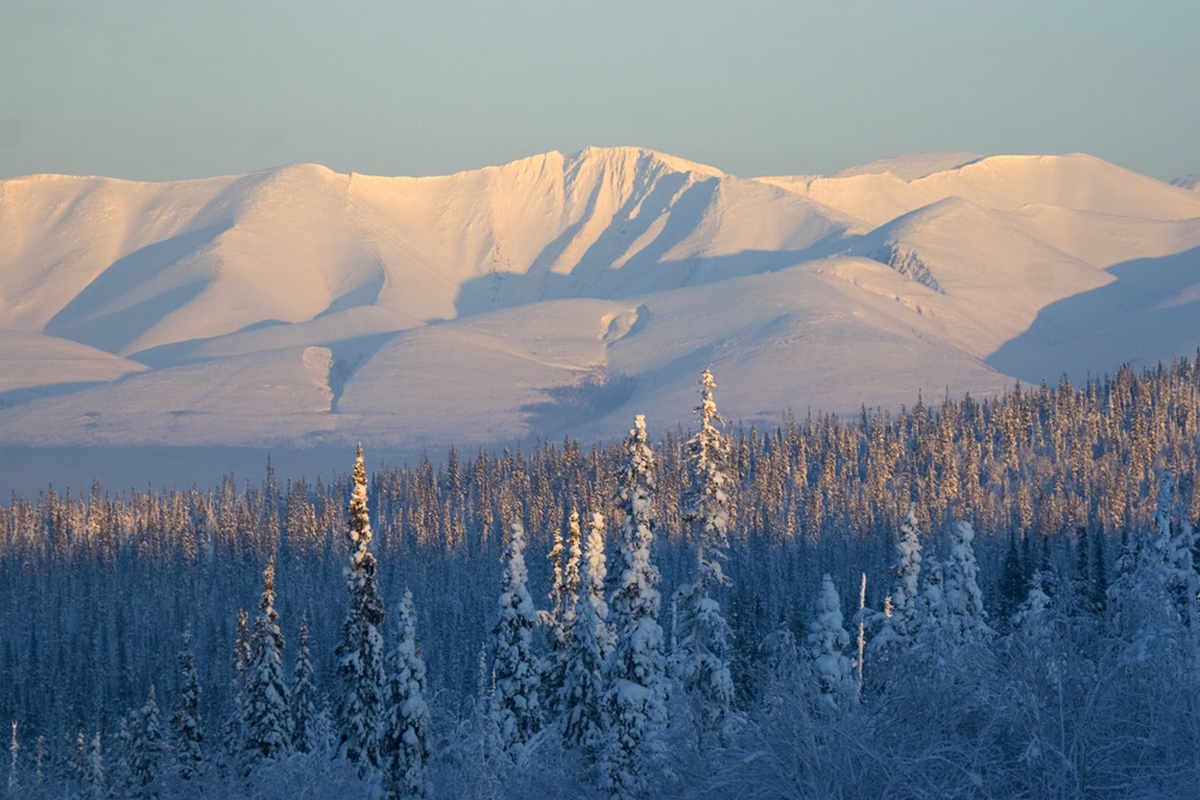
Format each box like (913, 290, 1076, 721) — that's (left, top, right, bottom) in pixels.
(1, 1, 1197, 183)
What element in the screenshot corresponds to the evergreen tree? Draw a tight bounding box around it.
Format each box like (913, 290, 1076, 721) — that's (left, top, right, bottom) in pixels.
(489, 520, 542, 755)
(382, 589, 432, 799)
(1160, 471, 1199, 628)
(1092, 531, 1109, 617)
(562, 512, 614, 755)
(129, 685, 168, 800)
(243, 557, 294, 766)
(1011, 570, 1052, 630)
(602, 415, 669, 797)
(891, 505, 924, 630)
(942, 520, 990, 640)
(336, 444, 388, 772)
(171, 632, 204, 780)
(873, 505, 924, 653)
(7, 721, 17, 795)
(542, 510, 582, 718)
(998, 533, 1028, 630)
(224, 608, 251, 759)
(82, 731, 105, 800)
(807, 574, 852, 710)
(291, 613, 320, 754)
(674, 369, 735, 746)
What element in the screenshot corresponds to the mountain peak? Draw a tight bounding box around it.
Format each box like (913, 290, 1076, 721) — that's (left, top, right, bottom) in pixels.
(569, 145, 724, 179)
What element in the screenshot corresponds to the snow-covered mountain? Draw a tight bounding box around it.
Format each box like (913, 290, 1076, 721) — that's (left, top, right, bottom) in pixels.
(2, 146, 1199, 461)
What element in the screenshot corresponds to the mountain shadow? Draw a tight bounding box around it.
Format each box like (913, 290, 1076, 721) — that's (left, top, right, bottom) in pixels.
(44, 221, 233, 355)
(987, 245, 1200, 383)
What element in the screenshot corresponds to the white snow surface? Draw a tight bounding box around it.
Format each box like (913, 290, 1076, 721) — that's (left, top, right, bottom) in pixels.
(2, 146, 1199, 478)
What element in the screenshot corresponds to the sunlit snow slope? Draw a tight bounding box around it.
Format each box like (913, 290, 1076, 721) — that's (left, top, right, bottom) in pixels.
(2, 147, 1198, 453)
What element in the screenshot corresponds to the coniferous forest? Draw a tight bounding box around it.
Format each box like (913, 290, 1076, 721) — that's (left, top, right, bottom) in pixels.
(4, 359, 1200, 798)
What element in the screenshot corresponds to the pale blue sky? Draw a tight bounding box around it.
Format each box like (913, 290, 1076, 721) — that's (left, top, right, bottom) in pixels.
(1, 1, 1197, 182)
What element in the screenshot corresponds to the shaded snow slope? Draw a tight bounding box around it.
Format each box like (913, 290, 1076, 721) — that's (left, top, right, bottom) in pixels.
(1, 146, 1198, 456)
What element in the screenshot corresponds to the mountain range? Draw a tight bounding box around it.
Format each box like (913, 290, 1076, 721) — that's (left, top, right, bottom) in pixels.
(2, 146, 1198, 479)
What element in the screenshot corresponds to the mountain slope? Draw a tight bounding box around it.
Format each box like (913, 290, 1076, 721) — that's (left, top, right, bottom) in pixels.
(1, 146, 1197, 457)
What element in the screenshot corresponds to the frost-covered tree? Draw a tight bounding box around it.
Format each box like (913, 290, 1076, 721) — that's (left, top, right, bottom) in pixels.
(382, 589, 432, 799)
(224, 607, 251, 758)
(1011, 570, 1052, 630)
(602, 415, 669, 797)
(336, 444, 388, 772)
(942, 520, 990, 641)
(890, 506, 923, 632)
(7, 721, 17, 795)
(674, 369, 735, 746)
(1159, 472, 1198, 629)
(82, 731, 105, 799)
(291, 613, 320, 754)
(562, 512, 614, 754)
(490, 520, 542, 756)
(129, 685, 168, 799)
(171, 632, 204, 780)
(541, 510, 582, 718)
(243, 557, 293, 766)
(807, 574, 852, 710)
(871, 506, 924, 657)
(1110, 470, 1198, 654)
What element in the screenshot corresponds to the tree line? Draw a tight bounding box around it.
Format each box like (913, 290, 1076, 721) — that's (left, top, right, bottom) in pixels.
(2, 358, 1200, 797)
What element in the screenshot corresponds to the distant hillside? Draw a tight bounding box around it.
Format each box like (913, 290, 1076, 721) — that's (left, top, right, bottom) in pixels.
(1, 147, 1198, 455)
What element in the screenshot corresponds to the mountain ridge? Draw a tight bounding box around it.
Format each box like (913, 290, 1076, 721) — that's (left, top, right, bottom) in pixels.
(1, 146, 1198, 460)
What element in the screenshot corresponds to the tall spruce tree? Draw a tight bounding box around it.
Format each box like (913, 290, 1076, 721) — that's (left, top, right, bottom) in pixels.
(542, 510, 582, 718)
(129, 686, 167, 800)
(999, 533, 1028, 631)
(807, 574, 853, 710)
(602, 415, 669, 797)
(674, 369, 735, 746)
(171, 632, 204, 780)
(225, 608, 251, 758)
(942, 520, 990, 640)
(243, 557, 293, 766)
(336, 444, 388, 771)
(490, 520, 542, 756)
(562, 512, 614, 755)
(291, 614, 320, 754)
(83, 731, 105, 800)
(382, 589, 432, 799)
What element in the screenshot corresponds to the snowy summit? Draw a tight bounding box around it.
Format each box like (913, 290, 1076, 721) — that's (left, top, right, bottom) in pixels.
(1, 146, 1198, 454)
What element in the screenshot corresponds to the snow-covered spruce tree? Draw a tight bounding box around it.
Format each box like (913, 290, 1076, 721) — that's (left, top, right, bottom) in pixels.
(674, 369, 735, 746)
(291, 613, 320, 754)
(889, 505, 923, 635)
(223, 608, 251, 761)
(601, 415, 669, 797)
(541, 510, 582, 719)
(942, 520, 990, 642)
(82, 731, 105, 799)
(7, 721, 17, 795)
(489, 520, 542, 757)
(1010, 570, 1052, 630)
(129, 685, 168, 800)
(171, 632, 204, 780)
(562, 511, 614, 755)
(382, 589, 432, 799)
(869, 505, 924, 677)
(1110, 470, 1197, 652)
(806, 574, 852, 711)
(1158, 471, 1198, 629)
(243, 557, 293, 767)
(336, 444, 388, 772)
